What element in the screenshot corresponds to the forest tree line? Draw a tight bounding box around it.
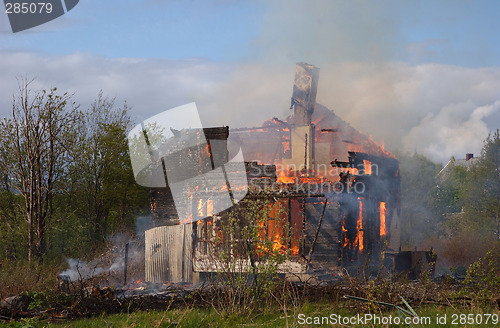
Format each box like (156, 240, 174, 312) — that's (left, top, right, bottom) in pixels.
(399, 130, 500, 265)
(0, 80, 149, 263)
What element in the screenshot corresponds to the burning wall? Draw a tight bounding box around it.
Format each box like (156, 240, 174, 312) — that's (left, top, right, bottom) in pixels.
(147, 63, 401, 282)
(224, 63, 400, 267)
(227, 106, 400, 266)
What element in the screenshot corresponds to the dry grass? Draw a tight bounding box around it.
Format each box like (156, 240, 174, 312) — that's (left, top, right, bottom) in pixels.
(0, 260, 64, 299)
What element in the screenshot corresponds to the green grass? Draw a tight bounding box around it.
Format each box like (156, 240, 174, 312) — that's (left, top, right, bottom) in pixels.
(1, 308, 290, 328)
(2, 303, 499, 328)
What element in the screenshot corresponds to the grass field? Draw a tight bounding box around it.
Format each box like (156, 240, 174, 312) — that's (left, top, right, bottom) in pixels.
(2, 302, 499, 328)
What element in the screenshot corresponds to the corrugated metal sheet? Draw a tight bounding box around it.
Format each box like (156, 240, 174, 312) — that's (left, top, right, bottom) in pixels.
(145, 225, 194, 283)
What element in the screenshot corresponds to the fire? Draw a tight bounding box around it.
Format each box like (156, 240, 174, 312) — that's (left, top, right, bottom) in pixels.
(298, 175, 328, 184)
(379, 202, 386, 236)
(272, 230, 284, 252)
(277, 170, 295, 183)
(363, 160, 372, 175)
(344, 167, 359, 176)
(207, 199, 213, 216)
(254, 202, 289, 256)
(197, 199, 204, 217)
(201, 144, 211, 168)
(269, 202, 286, 253)
(355, 199, 363, 252)
(380, 139, 397, 159)
(341, 216, 348, 247)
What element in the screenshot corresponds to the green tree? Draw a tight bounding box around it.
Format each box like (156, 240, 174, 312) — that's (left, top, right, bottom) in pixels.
(435, 158, 468, 216)
(461, 130, 500, 238)
(0, 171, 25, 260)
(67, 92, 149, 248)
(0, 79, 80, 262)
(434, 131, 500, 266)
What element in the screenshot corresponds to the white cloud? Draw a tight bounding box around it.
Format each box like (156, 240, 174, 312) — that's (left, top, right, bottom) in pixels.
(1, 51, 499, 164)
(0, 51, 231, 124)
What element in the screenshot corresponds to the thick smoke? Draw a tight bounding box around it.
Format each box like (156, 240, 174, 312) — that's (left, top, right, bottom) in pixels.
(197, 61, 500, 163)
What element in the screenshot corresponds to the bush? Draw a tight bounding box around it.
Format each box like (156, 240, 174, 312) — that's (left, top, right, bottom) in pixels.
(198, 196, 290, 315)
(462, 242, 500, 299)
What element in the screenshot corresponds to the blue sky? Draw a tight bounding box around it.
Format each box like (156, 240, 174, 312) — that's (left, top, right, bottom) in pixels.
(1, 1, 263, 60)
(1, 0, 500, 162)
(2, 0, 499, 66)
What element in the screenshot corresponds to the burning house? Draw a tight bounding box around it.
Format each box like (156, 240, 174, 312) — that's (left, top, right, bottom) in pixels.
(144, 63, 401, 283)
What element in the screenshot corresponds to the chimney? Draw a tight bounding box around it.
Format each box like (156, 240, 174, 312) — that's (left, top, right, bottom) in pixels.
(291, 62, 320, 126)
(466, 153, 474, 161)
(283, 63, 319, 171)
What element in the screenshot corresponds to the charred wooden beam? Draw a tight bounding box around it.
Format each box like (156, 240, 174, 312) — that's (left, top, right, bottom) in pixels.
(245, 161, 277, 181)
(330, 159, 352, 168)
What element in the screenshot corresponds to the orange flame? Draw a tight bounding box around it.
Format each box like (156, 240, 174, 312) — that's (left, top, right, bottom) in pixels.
(345, 167, 359, 176)
(197, 199, 204, 217)
(381, 139, 397, 159)
(355, 199, 364, 253)
(299, 176, 328, 184)
(379, 202, 386, 236)
(207, 199, 214, 216)
(272, 228, 284, 252)
(277, 170, 295, 183)
(269, 202, 286, 253)
(363, 160, 372, 175)
(255, 202, 290, 255)
(341, 216, 348, 247)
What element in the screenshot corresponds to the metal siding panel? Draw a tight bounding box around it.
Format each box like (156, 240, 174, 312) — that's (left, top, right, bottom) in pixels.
(145, 225, 194, 283)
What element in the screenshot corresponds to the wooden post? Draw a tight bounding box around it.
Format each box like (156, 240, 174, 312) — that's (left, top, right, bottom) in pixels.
(124, 242, 129, 286)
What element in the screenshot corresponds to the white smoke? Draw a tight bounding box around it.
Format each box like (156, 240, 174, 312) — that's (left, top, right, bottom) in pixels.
(403, 101, 500, 161)
(59, 258, 114, 282)
(59, 219, 151, 283)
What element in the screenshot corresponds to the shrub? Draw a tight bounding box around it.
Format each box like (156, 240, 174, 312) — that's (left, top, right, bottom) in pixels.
(197, 196, 290, 315)
(462, 242, 500, 299)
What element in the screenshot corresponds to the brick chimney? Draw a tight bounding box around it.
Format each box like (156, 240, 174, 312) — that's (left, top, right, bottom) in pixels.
(466, 153, 474, 161)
